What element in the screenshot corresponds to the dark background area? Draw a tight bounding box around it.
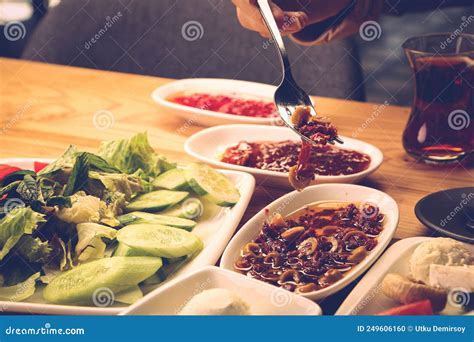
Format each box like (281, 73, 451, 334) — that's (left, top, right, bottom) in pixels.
(1, 0, 473, 106)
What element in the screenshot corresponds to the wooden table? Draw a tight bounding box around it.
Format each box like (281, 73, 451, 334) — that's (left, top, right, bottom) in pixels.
(0, 58, 471, 313)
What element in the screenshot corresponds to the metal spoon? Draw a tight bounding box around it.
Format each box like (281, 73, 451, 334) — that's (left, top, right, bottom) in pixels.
(256, 0, 342, 145)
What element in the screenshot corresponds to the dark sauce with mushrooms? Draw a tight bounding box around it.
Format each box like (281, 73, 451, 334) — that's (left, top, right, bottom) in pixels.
(221, 140, 371, 176)
(234, 202, 384, 293)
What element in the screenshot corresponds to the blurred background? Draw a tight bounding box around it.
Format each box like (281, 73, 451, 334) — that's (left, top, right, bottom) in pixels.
(1, 0, 473, 106)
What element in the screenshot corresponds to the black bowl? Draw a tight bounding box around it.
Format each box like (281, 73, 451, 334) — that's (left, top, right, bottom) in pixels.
(415, 187, 474, 243)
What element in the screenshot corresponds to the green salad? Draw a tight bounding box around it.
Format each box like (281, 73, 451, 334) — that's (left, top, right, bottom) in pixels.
(0, 132, 240, 306)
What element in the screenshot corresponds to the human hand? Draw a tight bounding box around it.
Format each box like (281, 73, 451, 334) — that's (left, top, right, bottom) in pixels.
(232, 0, 353, 38)
(231, 0, 308, 38)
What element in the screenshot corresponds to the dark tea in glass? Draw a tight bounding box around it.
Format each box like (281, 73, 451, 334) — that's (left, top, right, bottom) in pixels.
(402, 34, 473, 163)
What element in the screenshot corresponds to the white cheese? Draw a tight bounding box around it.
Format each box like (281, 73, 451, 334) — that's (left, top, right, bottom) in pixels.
(429, 264, 474, 291)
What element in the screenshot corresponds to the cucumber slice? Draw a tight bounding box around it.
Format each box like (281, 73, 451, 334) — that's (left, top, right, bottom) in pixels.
(142, 256, 189, 286)
(116, 224, 203, 258)
(152, 169, 188, 190)
(125, 190, 188, 213)
(43, 257, 162, 304)
(114, 285, 143, 304)
(113, 242, 158, 257)
(117, 212, 197, 231)
(185, 163, 240, 207)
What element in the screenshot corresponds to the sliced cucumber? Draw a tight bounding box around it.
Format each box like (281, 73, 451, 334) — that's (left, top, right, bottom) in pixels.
(43, 257, 162, 304)
(114, 285, 143, 304)
(142, 256, 189, 286)
(117, 212, 197, 231)
(185, 163, 240, 207)
(113, 242, 158, 257)
(116, 224, 203, 258)
(152, 168, 188, 190)
(125, 190, 188, 213)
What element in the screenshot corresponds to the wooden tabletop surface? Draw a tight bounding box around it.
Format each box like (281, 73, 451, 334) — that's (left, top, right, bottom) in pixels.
(2, 57, 470, 240)
(1, 57, 471, 314)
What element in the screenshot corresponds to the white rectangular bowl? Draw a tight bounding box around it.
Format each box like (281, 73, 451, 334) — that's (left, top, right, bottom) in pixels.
(121, 266, 322, 315)
(335, 237, 474, 315)
(0, 158, 255, 315)
(220, 184, 399, 301)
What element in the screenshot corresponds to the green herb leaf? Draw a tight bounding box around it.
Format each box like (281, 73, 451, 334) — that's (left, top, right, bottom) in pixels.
(45, 196, 72, 208)
(63, 153, 90, 196)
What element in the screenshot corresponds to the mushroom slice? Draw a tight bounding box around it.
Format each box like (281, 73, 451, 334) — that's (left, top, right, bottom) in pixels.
(290, 106, 312, 127)
(298, 237, 318, 256)
(347, 246, 367, 263)
(288, 165, 312, 191)
(281, 226, 305, 241)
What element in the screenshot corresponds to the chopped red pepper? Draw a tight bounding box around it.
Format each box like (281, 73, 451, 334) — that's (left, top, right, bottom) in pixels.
(376, 300, 434, 316)
(171, 93, 277, 118)
(0, 165, 22, 183)
(34, 161, 49, 173)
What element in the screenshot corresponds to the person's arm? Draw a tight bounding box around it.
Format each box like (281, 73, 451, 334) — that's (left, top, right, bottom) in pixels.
(232, 0, 472, 45)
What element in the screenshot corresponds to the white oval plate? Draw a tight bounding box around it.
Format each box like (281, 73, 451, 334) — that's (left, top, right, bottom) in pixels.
(0, 158, 255, 315)
(220, 184, 399, 301)
(120, 266, 322, 315)
(185, 125, 383, 189)
(335, 237, 474, 315)
(151, 78, 279, 126)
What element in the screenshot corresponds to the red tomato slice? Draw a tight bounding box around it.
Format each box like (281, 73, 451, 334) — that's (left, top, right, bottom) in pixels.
(34, 161, 49, 173)
(0, 165, 22, 182)
(376, 300, 433, 316)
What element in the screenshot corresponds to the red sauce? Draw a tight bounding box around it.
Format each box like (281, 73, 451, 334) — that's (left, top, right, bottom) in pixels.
(221, 140, 371, 176)
(170, 93, 277, 118)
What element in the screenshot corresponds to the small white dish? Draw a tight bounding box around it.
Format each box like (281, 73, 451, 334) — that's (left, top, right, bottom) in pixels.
(220, 184, 399, 301)
(120, 266, 322, 315)
(335, 237, 474, 315)
(185, 125, 383, 189)
(151, 78, 279, 126)
(0, 158, 255, 315)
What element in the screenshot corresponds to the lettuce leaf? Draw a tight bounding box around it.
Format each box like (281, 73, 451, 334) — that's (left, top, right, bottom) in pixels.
(0, 208, 45, 261)
(56, 192, 102, 224)
(98, 132, 176, 180)
(87, 171, 143, 200)
(38, 145, 78, 177)
(75, 223, 117, 262)
(16, 236, 51, 264)
(0, 272, 40, 302)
